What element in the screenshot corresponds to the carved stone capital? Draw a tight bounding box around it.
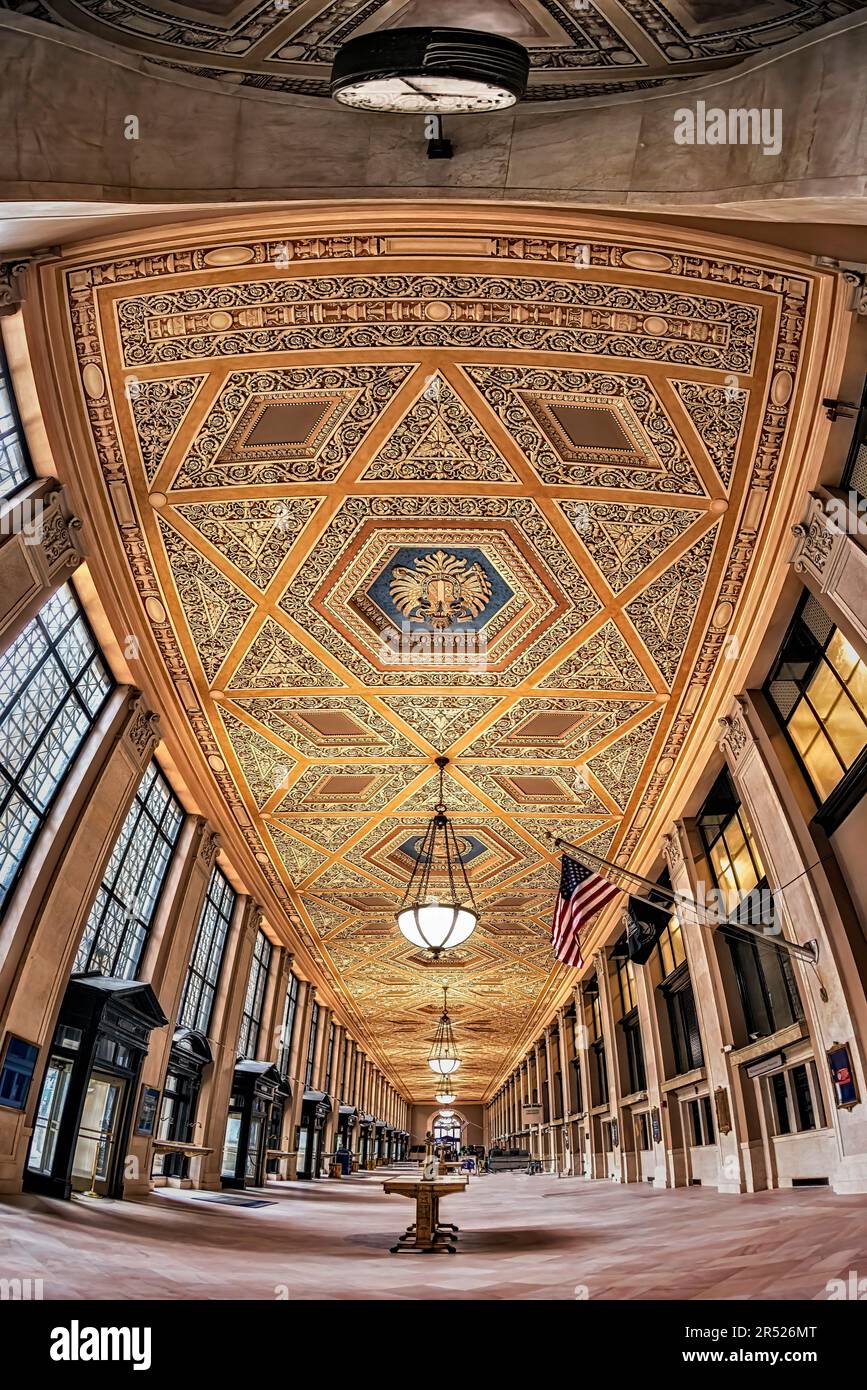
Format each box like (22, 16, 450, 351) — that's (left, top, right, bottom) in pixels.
(662, 828, 685, 876)
(791, 494, 839, 580)
(125, 690, 161, 763)
(196, 823, 220, 870)
(718, 695, 752, 766)
(0, 260, 29, 316)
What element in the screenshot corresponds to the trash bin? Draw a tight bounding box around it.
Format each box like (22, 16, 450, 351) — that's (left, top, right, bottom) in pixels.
(335, 1149, 351, 1176)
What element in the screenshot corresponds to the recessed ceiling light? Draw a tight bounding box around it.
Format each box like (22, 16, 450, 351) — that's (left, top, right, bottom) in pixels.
(330, 27, 529, 115)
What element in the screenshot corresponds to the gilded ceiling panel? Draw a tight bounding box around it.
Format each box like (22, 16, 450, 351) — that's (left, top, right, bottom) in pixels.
(53, 215, 828, 1098)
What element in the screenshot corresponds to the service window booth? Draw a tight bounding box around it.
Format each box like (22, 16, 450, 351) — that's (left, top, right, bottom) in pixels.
(153, 1027, 212, 1182)
(297, 1089, 331, 1179)
(25, 975, 168, 1201)
(337, 1103, 356, 1153)
(358, 1113, 375, 1168)
(221, 1061, 287, 1189)
(374, 1119, 387, 1163)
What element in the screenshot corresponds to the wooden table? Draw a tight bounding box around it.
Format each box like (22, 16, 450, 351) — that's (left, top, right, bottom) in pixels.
(383, 1177, 467, 1254)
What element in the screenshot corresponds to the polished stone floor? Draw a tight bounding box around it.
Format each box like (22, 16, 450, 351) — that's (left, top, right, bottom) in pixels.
(3, 1169, 867, 1300)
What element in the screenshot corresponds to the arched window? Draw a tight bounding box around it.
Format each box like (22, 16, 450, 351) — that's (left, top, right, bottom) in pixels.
(433, 1114, 461, 1147)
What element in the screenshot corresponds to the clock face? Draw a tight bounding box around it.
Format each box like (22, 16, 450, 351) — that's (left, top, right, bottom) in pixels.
(333, 74, 518, 114)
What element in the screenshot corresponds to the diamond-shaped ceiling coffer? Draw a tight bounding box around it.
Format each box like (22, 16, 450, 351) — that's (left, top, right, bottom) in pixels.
(173, 364, 412, 487)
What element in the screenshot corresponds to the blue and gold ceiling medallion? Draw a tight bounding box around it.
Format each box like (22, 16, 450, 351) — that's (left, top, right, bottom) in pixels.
(372, 547, 505, 632)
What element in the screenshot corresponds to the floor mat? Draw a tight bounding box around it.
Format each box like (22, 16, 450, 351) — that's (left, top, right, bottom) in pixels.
(190, 1194, 276, 1208)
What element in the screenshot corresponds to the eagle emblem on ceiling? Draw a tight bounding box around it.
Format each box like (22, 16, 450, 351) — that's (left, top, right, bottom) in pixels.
(389, 550, 494, 630)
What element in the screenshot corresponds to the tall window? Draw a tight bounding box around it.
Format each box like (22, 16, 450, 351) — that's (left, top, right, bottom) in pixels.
(324, 1021, 335, 1092)
(0, 583, 112, 909)
(612, 953, 645, 1094)
(765, 593, 867, 810)
(178, 866, 235, 1034)
(74, 760, 183, 978)
(238, 930, 272, 1058)
(305, 1002, 319, 1088)
(0, 341, 31, 500)
(654, 911, 704, 1075)
(583, 983, 608, 1108)
(698, 770, 803, 1041)
(277, 971, 300, 1076)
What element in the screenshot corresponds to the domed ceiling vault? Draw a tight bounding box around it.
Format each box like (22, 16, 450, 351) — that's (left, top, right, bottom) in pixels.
(38, 208, 838, 1098)
(11, 0, 861, 102)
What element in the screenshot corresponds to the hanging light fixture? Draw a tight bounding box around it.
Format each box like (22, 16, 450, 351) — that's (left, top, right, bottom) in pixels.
(435, 1086, 456, 1105)
(397, 756, 478, 956)
(428, 985, 461, 1075)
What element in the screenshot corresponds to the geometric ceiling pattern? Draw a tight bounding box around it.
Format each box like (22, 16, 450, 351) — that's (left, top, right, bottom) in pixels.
(56, 214, 822, 1099)
(19, 1, 860, 103)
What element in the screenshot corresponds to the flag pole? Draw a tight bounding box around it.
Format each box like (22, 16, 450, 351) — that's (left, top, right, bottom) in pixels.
(546, 832, 819, 966)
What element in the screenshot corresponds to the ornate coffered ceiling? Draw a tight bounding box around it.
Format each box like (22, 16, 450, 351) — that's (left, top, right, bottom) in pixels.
(12, 0, 859, 102)
(44, 208, 835, 1099)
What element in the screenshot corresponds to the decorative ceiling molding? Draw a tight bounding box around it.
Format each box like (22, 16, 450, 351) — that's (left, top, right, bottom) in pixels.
(13, 0, 859, 103)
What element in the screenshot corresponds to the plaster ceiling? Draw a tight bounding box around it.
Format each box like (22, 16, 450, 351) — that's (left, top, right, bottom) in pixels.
(11, 0, 860, 102)
(44, 211, 832, 1099)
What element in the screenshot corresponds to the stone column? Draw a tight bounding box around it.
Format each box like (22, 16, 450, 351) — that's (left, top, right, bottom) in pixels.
(193, 896, 262, 1191)
(663, 823, 746, 1191)
(791, 493, 867, 661)
(283, 982, 314, 1178)
(125, 819, 220, 1194)
(0, 687, 160, 1195)
(720, 692, 867, 1192)
(311, 1006, 329, 1091)
(0, 480, 85, 651)
(321, 1021, 343, 1165)
(630, 953, 669, 1188)
(572, 986, 594, 1178)
(593, 949, 624, 1181)
(556, 1008, 573, 1173)
(544, 1025, 558, 1166)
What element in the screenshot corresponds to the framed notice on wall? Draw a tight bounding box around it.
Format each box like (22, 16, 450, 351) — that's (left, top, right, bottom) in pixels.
(135, 1085, 161, 1137)
(827, 1042, 859, 1110)
(522, 1104, 543, 1125)
(0, 1035, 39, 1111)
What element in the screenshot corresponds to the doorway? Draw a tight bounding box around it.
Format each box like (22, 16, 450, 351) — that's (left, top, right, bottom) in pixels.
(71, 1073, 125, 1195)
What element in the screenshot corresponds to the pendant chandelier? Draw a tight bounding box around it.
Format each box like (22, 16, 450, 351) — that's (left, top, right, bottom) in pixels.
(435, 1086, 456, 1105)
(428, 986, 461, 1076)
(397, 756, 478, 956)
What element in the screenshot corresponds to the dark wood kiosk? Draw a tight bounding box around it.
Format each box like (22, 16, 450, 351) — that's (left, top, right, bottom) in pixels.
(221, 1061, 288, 1189)
(154, 1026, 212, 1180)
(25, 975, 168, 1200)
(297, 1089, 331, 1179)
(383, 1175, 468, 1254)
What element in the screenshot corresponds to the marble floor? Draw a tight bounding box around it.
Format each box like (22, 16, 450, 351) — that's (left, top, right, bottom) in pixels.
(2, 1170, 866, 1300)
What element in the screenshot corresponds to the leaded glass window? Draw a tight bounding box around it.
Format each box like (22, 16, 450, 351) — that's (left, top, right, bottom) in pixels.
(277, 971, 300, 1076)
(0, 342, 31, 500)
(178, 866, 235, 1034)
(0, 583, 112, 909)
(74, 760, 184, 978)
(238, 930, 272, 1058)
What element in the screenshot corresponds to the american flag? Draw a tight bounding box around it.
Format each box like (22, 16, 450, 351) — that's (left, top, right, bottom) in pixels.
(552, 855, 622, 968)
